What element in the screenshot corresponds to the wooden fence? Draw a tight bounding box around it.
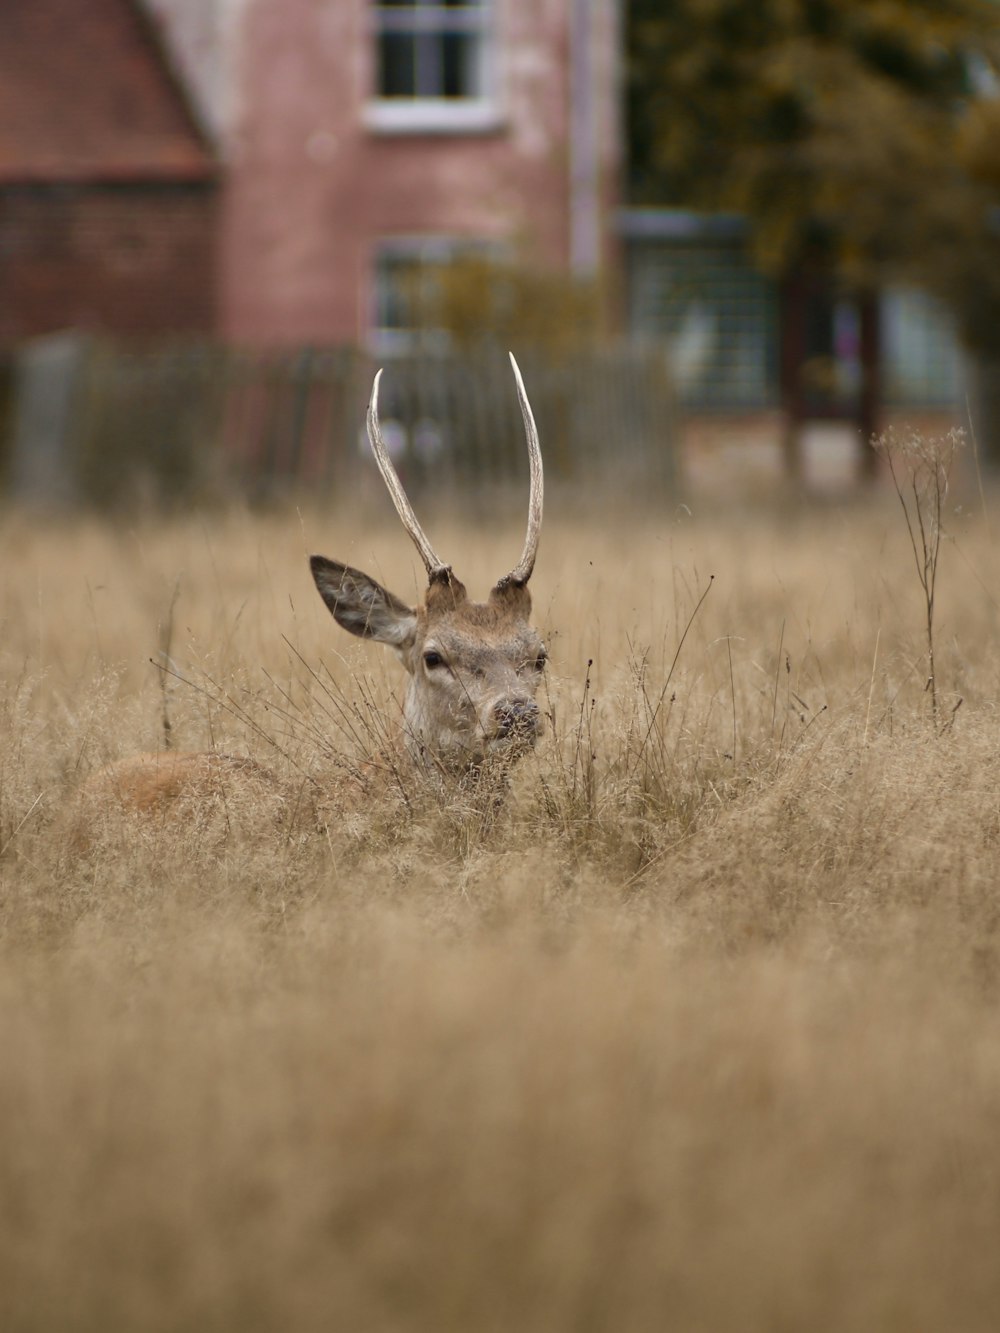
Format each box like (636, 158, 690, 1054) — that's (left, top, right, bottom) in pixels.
(1, 336, 678, 507)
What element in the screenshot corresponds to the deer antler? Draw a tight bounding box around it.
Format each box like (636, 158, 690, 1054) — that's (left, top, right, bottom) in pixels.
(495, 352, 544, 591)
(366, 369, 451, 584)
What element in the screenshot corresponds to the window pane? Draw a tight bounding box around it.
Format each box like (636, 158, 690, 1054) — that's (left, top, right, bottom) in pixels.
(442, 33, 478, 97)
(379, 33, 416, 96)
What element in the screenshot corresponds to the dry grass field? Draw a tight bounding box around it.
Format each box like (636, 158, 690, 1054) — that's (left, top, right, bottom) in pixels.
(3, 467, 1000, 1330)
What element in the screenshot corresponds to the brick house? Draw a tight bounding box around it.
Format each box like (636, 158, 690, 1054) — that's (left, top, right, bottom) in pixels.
(0, 0, 217, 345)
(146, 0, 621, 347)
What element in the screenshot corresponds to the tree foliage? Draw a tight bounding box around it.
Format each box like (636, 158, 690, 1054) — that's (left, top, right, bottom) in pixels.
(628, 0, 1000, 349)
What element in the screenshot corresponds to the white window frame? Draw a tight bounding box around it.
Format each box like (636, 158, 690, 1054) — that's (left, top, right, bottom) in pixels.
(365, 1, 503, 135)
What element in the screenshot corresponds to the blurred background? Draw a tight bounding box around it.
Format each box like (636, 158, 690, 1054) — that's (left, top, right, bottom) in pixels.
(1, 0, 999, 508)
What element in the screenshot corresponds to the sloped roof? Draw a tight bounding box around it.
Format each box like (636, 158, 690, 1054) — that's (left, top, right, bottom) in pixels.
(0, 0, 214, 183)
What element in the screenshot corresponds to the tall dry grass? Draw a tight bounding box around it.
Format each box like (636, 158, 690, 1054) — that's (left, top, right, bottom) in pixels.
(2, 480, 1000, 1331)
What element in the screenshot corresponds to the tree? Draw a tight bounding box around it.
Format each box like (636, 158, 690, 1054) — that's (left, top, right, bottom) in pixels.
(628, 0, 1000, 459)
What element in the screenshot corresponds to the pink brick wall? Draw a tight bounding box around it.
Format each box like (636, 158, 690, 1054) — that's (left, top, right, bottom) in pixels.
(210, 0, 619, 344)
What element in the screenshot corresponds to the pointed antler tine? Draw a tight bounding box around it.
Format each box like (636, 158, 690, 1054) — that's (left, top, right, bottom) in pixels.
(366, 368, 450, 583)
(495, 352, 544, 591)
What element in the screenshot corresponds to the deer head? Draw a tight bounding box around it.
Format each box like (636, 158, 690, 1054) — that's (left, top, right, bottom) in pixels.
(311, 354, 546, 777)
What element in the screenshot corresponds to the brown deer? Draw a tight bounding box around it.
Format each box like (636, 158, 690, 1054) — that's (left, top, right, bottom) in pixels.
(79, 354, 546, 826)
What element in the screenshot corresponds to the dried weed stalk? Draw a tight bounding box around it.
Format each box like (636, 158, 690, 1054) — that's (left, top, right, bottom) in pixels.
(874, 427, 963, 731)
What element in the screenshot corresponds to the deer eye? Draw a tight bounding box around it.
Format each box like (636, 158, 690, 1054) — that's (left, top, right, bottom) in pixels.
(423, 650, 445, 670)
(518, 648, 547, 676)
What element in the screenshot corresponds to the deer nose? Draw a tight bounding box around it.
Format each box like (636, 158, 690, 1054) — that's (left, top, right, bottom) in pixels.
(492, 698, 541, 740)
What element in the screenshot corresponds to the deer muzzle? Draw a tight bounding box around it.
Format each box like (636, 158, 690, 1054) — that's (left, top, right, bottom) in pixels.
(490, 698, 542, 745)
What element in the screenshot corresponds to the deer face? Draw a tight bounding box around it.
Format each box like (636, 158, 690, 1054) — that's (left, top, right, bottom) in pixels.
(311, 562, 546, 771)
(310, 354, 546, 779)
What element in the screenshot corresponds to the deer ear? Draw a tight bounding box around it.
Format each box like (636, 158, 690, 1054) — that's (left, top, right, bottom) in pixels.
(310, 556, 417, 648)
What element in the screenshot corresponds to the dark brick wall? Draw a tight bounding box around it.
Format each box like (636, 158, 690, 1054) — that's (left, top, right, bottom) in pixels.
(0, 183, 216, 344)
